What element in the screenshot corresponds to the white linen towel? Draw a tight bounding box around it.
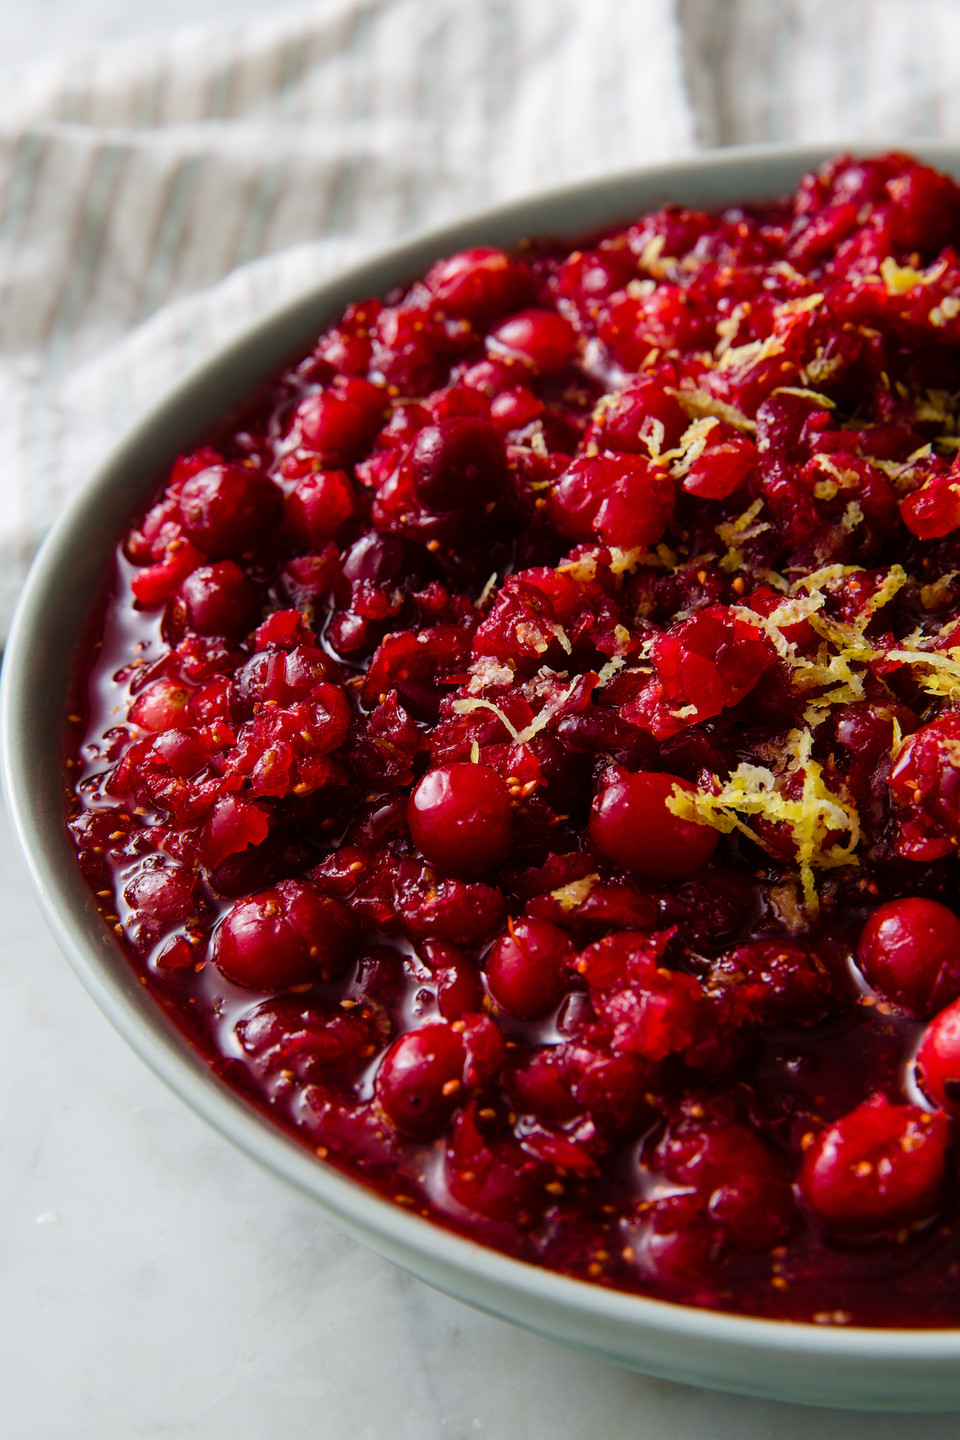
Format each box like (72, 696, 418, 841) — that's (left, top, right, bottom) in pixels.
(2, 0, 960, 637)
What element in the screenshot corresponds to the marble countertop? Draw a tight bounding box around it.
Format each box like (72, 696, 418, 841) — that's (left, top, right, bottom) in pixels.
(3, 800, 959, 1438)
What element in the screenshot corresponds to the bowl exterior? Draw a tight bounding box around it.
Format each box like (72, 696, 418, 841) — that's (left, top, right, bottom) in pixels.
(7, 140, 960, 1411)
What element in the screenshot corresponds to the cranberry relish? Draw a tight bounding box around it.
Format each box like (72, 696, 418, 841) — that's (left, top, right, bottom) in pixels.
(67, 152, 960, 1325)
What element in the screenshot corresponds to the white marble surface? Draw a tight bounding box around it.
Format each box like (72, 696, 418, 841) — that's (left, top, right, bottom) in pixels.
(3, 807, 960, 1439)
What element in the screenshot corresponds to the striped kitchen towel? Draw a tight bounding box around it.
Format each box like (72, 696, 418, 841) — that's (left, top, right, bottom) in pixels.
(0, 0, 694, 637)
(3, 0, 960, 638)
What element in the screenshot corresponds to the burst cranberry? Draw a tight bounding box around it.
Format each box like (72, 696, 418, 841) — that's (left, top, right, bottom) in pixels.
(917, 998, 960, 1113)
(426, 247, 531, 319)
(707, 1176, 796, 1248)
(489, 308, 577, 370)
(213, 880, 358, 988)
(175, 561, 260, 637)
(284, 469, 356, 547)
(886, 164, 960, 255)
(485, 916, 573, 1019)
(409, 417, 509, 510)
(857, 898, 960, 1017)
(178, 464, 281, 557)
(446, 1103, 545, 1223)
(132, 539, 207, 607)
(889, 713, 960, 846)
(578, 931, 703, 1061)
(237, 997, 381, 1078)
(589, 771, 718, 879)
(420, 940, 485, 1019)
(589, 378, 687, 454)
(799, 1093, 948, 1232)
(375, 1022, 467, 1136)
(408, 764, 512, 874)
(900, 470, 960, 540)
(707, 939, 834, 1025)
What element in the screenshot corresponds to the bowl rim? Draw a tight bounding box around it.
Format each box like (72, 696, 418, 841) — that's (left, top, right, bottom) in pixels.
(7, 136, 960, 1379)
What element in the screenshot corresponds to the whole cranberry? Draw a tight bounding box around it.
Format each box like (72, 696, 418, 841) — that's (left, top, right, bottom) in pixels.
(129, 677, 192, 732)
(178, 464, 282, 557)
(123, 861, 197, 925)
(589, 771, 719, 879)
(917, 998, 960, 1113)
(294, 380, 384, 459)
(212, 880, 358, 989)
(149, 727, 208, 777)
(489, 309, 577, 371)
(426, 248, 531, 320)
(342, 530, 430, 587)
(857, 898, 960, 1017)
(175, 561, 260, 637)
(798, 1092, 948, 1232)
(408, 763, 512, 874)
(409, 417, 509, 511)
(284, 469, 356, 548)
(548, 452, 672, 549)
(375, 1022, 467, 1136)
(485, 916, 573, 1019)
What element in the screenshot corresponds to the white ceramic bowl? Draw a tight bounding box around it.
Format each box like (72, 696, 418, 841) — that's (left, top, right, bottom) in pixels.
(7, 140, 960, 1412)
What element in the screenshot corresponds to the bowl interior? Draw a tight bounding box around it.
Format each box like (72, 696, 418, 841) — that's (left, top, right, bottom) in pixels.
(9, 140, 960, 1411)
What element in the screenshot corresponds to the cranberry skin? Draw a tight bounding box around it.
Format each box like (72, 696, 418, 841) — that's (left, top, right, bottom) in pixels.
(857, 898, 960, 1017)
(549, 453, 671, 549)
(375, 1022, 467, 1136)
(237, 997, 381, 1079)
(707, 1175, 796, 1249)
(129, 676, 191, 732)
(489, 309, 577, 371)
(213, 880, 358, 989)
(149, 727, 208, 777)
(409, 417, 509, 511)
(707, 939, 834, 1025)
(799, 1093, 948, 1232)
(176, 561, 260, 637)
(284, 469, 356, 547)
(295, 389, 381, 460)
(917, 999, 960, 1113)
(408, 764, 512, 875)
(426, 248, 531, 320)
(123, 862, 196, 925)
(178, 465, 282, 558)
(485, 917, 573, 1020)
(589, 771, 718, 880)
(630, 1193, 719, 1286)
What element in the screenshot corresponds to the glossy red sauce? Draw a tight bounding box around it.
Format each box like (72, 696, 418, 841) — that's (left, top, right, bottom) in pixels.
(66, 152, 960, 1325)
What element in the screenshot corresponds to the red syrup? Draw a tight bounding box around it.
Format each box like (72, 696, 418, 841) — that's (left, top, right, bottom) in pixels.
(66, 153, 960, 1325)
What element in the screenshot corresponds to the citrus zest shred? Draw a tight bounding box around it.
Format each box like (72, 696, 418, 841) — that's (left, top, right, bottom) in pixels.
(666, 728, 861, 917)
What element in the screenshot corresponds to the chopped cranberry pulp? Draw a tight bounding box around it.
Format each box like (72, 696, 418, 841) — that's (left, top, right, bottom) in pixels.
(68, 153, 960, 1326)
